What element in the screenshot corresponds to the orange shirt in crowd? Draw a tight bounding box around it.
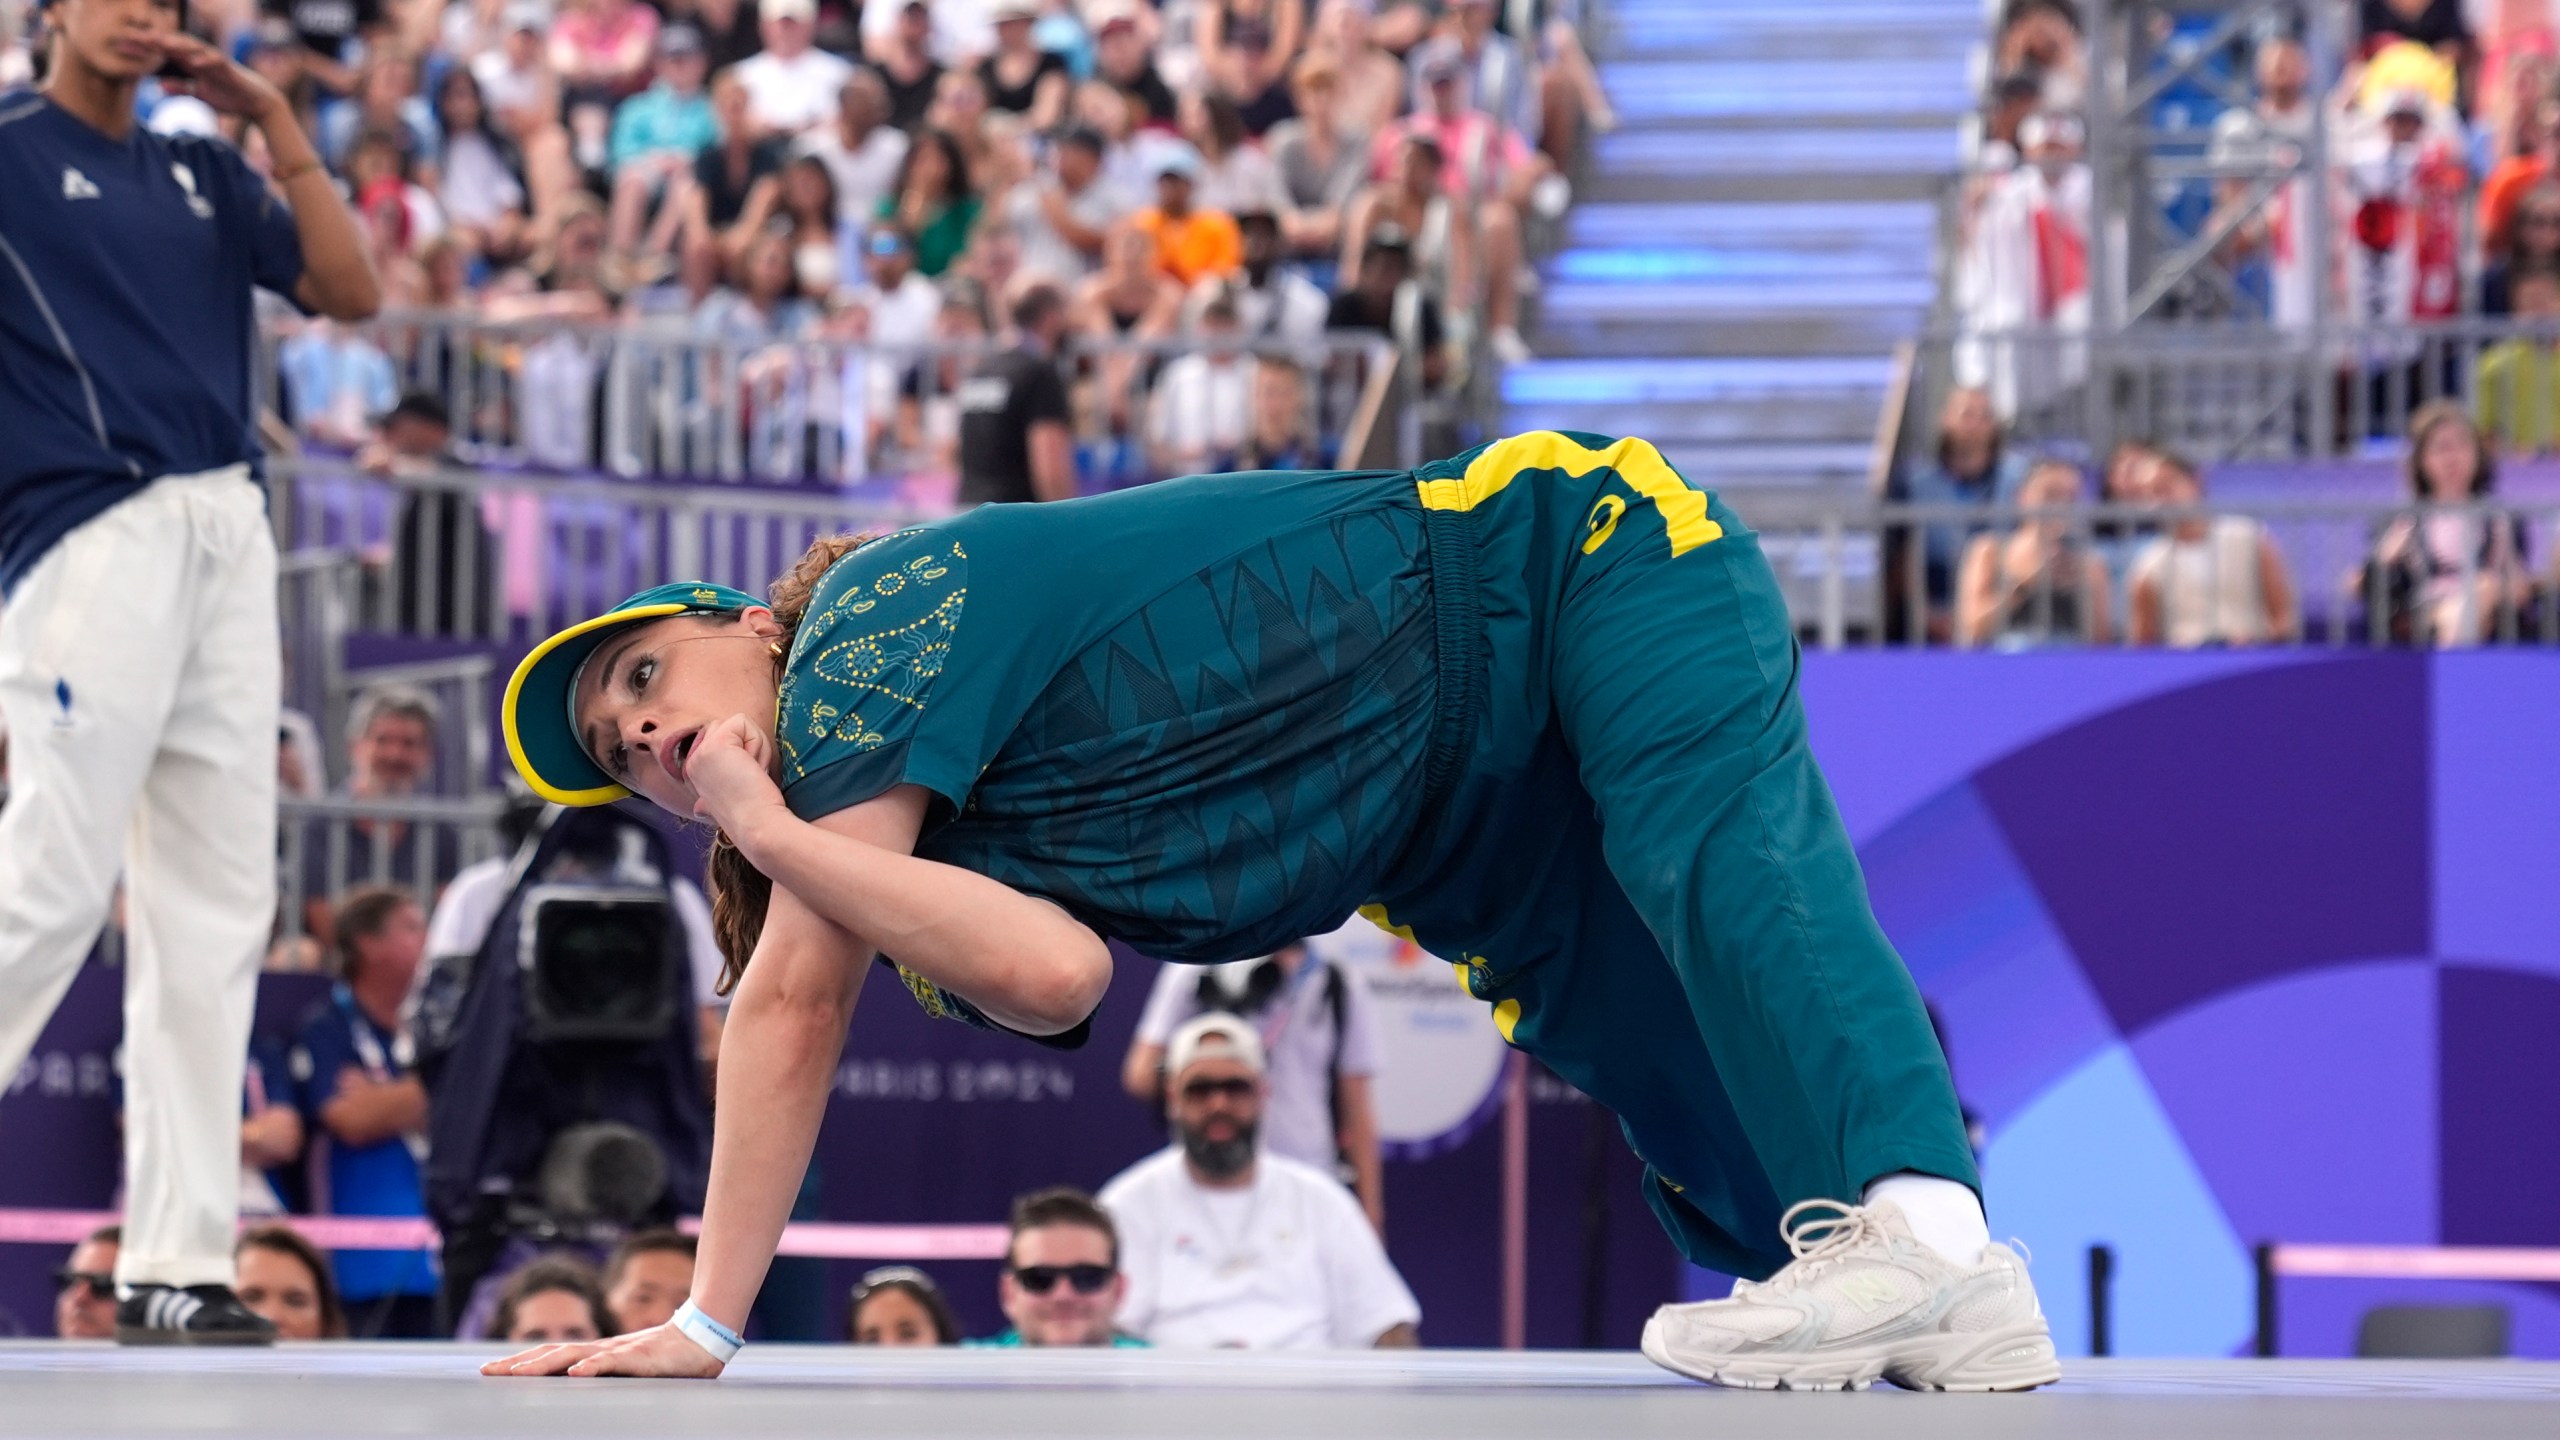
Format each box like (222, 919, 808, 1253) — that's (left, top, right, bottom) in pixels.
(1133, 208, 1243, 286)
(2481, 152, 2549, 254)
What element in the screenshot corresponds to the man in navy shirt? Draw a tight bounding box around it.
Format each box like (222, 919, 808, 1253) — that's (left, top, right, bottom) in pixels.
(0, 0, 376, 1345)
(292, 886, 440, 1337)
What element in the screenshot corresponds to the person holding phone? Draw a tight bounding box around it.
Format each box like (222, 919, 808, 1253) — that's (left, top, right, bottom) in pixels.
(0, 0, 377, 1345)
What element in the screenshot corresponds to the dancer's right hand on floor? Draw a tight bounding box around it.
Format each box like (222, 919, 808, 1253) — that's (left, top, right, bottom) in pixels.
(481, 1323, 727, 1379)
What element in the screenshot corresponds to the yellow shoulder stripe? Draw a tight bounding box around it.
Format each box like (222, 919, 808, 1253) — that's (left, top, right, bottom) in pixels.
(1414, 431, 1723, 558)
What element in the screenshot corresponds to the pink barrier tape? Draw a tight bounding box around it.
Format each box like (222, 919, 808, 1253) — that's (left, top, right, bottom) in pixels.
(2271, 1244, 2560, 1283)
(0, 1208, 1008, 1261)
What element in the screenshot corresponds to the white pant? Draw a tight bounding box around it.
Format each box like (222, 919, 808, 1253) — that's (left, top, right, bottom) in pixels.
(0, 468, 280, 1290)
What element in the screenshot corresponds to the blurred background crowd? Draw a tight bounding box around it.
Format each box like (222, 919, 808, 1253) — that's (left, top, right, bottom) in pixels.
(0, 0, 1605, 493)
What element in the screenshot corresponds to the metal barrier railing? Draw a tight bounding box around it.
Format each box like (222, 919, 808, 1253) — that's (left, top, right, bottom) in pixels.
(270, 456, 924, 645)
(1908, 320, 2560, 467)
(76, 795, 506, 969)
(279, 466, 2560, 655)
(279, 548, 360, 765)
(261, 313, 1409, 486)
(276, 793, 510, 948)
(1744, 497, 2559, 650)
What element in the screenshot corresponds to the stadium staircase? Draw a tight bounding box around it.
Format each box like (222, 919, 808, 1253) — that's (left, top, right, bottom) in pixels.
(1503, 0, 1983, 501)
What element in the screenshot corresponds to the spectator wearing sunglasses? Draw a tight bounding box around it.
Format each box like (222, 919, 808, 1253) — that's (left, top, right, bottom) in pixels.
(53, 1224, 121, 1339)
(1100, 1015, 1420, 1349)
(847, 1266, 963, 1346)
(975, 1188, 1146, 1348)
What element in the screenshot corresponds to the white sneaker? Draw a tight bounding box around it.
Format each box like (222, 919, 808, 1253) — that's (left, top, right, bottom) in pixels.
(1639, 1199, 2062, 1392)
(1488, 325, 1533, 364)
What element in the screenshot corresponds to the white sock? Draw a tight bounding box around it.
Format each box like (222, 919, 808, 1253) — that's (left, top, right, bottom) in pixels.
(1862, 1173, 1989, 1268)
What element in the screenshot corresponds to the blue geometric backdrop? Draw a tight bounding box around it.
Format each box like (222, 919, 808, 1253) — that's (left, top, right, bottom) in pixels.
(1804, 652, 2560, 1358)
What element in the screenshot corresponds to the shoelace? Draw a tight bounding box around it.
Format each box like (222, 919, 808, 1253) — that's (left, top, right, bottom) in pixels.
(1753, 1198, 1887, 1293)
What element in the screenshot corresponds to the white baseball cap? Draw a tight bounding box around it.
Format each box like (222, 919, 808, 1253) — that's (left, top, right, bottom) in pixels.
(1165, 1012, 1266, 1083)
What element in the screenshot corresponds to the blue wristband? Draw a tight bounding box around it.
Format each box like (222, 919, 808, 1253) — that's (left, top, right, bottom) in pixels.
(670, 1299, 743, 1363)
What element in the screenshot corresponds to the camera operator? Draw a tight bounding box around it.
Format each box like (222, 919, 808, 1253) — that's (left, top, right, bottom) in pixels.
(425, 785, 732, 1074)
(411, 796, 713, 1333)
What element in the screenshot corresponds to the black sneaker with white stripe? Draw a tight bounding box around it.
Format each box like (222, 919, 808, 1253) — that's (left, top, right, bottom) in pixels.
(115, 1284, 277, 1346)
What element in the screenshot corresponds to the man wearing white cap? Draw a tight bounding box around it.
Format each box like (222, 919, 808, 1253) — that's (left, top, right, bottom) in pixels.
(736, 0, 855, 137)
(1098, 1014, 1420, 1350)
(861, 0, 993, 64)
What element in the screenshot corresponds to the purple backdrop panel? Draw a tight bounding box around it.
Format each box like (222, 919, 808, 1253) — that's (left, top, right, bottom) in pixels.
(2436, 965, 2560, 1250)
(2209, 457, 2560, 503)
(1861, 782, 2119, 1132)
(2433, 655, 2560, 981)
(816, 946, 1166, 1227)
(0, 968, 122, 1214)
(2128, 961, 2438, 1249)
(1971, 655, 2431, 1035)
(1798, 651, 2309, 845)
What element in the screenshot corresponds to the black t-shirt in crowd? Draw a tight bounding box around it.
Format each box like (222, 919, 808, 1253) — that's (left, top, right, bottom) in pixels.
(662, 0, 767, 73)
(693, 137, 788, 228)
(2359, 0, 2470, 49)
(1327, 288, 1445, 353)
(1115, 61, 1180, 127)
(957, 346, 1071, 506)
(267, 0, 383, 63)
(880, 59, 946, 133)
(977, 50, 1070, 116)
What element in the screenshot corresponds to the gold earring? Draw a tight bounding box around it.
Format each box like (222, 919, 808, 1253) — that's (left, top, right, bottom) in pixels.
(769, 641, 786, 660)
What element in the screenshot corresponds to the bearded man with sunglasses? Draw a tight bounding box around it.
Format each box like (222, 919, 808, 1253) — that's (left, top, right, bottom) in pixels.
(1099, 1015, 1419, 1350)
(980, 1188, 1145, 1348)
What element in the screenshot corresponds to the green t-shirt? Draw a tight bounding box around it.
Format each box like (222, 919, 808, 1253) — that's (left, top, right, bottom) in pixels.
(774, 468, 1444, 1033)
(876, 194, 984, 277)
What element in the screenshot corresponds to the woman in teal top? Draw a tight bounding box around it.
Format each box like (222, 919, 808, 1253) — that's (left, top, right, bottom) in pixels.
(488, 432, 2059, 1392)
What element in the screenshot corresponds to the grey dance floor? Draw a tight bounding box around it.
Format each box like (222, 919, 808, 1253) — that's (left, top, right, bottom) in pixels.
(4, 1342, 2558, 1439)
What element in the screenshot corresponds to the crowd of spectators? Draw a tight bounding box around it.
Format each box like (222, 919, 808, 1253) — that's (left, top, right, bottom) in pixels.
(1948, 1, 2560, 424)
(1, 0, 1607, 493)
(1889, 382, 2552, 649)
(1917, 3, 2560, 648)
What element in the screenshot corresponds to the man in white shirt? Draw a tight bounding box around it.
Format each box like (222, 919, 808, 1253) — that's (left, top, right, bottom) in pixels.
(1100, 1015, 1420, 1350)
(836, 223, 946, 462)
(1189, 208, 1328, 351)
(473, 4, 561, 137)
(1145, 294, 1254, 476)
(860, 0, 991, 65)
(736, 0, 855, 137)
(1123, 939, 1386, 1231)
(1008, 125, 1131, 282)
(797, 68, 909, 246)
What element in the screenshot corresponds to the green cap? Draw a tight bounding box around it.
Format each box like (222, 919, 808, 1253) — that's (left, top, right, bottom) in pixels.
(504, 581, 767, 806)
